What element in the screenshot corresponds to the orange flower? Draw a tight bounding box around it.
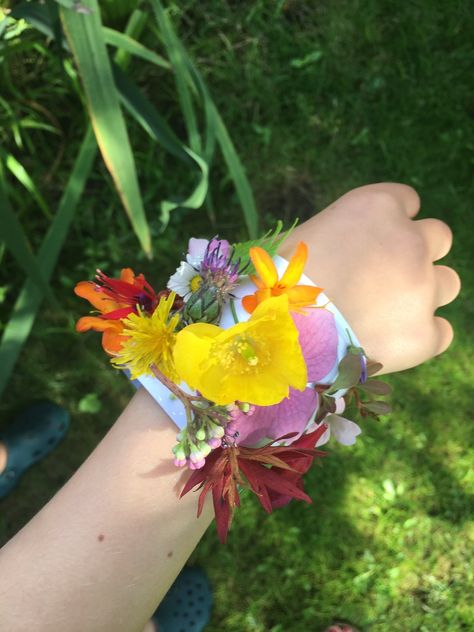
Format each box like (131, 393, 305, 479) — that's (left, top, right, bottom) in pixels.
(75, 268, 156, 354)
(242, 242, 322, 313)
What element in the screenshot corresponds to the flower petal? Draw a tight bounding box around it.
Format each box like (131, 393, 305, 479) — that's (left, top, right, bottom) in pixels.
(249, 247, 278, 287)
(76, 315, 122, 333)
(279, 241, 308, 287)
(291, 308, 338, 382)
(74, 281, 116, 312)
(241, 294, 258, 314)
(315, 424, 331, 447)
(102, 328, 126, 354)
(186, 238, 209, 265)
(167, 261, 198, 299)
(326, 414, 362, 446)
(232, 387, 317, 446)
(285, 285, 322, 308)
(173, 323, 219, 389)
(119, 268, 135, 284)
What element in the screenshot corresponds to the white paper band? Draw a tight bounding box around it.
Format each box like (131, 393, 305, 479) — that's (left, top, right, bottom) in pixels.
(137, 254, 361, 429)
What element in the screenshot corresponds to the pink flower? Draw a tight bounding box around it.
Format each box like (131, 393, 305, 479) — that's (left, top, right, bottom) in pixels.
(231, 307, 339, 446)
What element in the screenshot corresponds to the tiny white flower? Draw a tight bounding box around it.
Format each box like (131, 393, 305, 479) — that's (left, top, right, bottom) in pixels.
(316, 405, 362, 447)
(167, 261, 203, 301)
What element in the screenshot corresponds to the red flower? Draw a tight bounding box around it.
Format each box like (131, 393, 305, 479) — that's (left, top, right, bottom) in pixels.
(181, 424, 328, 543)
(74, 269, 178, 354)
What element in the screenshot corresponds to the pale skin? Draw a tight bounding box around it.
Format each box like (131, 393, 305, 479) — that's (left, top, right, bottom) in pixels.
(0, 184, 460, 632)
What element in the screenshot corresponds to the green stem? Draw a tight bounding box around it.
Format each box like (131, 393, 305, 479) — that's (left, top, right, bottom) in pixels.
(230, 298, 239, 324)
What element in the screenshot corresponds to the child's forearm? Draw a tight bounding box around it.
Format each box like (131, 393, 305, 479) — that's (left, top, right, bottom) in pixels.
(0, 387, 213, 632)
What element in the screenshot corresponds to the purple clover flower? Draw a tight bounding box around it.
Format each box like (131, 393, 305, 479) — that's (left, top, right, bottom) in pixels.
(201, 238, 240, 284)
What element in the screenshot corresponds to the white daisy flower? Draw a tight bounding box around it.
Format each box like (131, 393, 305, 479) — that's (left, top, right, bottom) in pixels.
(167, 261, 203, 302)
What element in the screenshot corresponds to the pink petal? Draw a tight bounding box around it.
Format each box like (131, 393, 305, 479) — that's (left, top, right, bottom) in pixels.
(292, 308, 338, 382)
(187, 238, 209, 264)
(335, 397, 346, 414)
(232, 388, 317, 447)
(315, 424, 331, 447)
(208, 238, 230, 259)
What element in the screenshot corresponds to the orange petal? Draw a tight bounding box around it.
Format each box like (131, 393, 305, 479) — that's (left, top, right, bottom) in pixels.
(249, 247, 278, 287)
(255, 288, 273, 303)
(74, 281, 116, 313)
(242, 294, 259, 314)
(249, 274, 265, 290)
(279, 241, 308, 288)
(119, 268, 135, 284)
(76, 316, 123, 333)
(285, 284, 322, 308)
(102, 328, 127, 354)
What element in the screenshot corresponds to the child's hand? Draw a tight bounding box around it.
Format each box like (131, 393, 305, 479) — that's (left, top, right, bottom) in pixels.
(279, 183, 460, 374)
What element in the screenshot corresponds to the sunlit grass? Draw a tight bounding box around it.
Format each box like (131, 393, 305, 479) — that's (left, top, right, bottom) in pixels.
(1, 1, 473, 630)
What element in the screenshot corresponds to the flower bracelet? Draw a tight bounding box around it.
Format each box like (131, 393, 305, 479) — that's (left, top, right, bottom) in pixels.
(75, 227, 391, 542)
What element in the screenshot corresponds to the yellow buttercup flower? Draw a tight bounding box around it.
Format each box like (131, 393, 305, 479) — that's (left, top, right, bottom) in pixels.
(113, 292, 180, 380)
(173, 295, 307, 406)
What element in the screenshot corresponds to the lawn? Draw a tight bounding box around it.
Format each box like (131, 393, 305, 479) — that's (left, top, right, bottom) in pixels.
(1, 1, 473, 630)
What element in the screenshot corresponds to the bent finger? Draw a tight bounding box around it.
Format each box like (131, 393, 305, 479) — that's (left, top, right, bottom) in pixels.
(434, 265, 461, 307)
(417, 218, 453, 261)
(432, 316, 455, 357)
(352, 182, 421, 218)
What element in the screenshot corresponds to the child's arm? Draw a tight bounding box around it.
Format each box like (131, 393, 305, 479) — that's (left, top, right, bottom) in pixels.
(0, 183, 459, 632)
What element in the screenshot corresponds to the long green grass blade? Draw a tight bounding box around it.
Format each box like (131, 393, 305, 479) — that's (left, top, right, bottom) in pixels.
(60, 0, 152, 255)
(150, 1, 202, 154)
(12, 2, 208, 228)
(114, 67, 208, 225)
(0, 163, 57, 304)
(1, 150, 51, 219)
(150, 0, 259, 238)
(103, 27, 170, 69)
(183, 56, 259, 238)
(0, 127, 97, 398)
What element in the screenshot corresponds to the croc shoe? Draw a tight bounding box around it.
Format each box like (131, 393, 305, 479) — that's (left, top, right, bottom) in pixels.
(152, 567, 213, 631)
(0, 401, 70, 499)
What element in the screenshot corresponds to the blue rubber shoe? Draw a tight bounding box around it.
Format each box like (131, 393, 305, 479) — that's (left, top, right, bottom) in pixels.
(0, 401, 70, 499)
(152, 567, 213, 632)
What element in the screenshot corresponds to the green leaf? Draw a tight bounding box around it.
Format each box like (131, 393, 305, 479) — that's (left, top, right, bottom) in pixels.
(232, 219, 298, 273)
(78, 392, 102, 413)
(327, 353, 362, 393)
(359, 380, 393, 396)
(1, 149, 51, 219)
(290, 50, 323, 69)
(0, 162, 57, 304)
(150, 1, 201, 154)
(367, 360, 383, 376)
(103, 26, 170, 69)
(14, 1, 207, 229)
(60, 0, 152, 255)
(0, 127, 97, 398)
(113, 66, 209, 225)
(150, 0, 259, 238)
(364, 401, 392, 416)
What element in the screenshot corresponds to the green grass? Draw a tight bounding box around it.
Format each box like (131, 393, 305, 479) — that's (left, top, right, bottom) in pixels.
(1, 1, 473, 630)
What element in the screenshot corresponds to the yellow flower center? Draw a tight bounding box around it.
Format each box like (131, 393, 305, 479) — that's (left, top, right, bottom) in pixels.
(236, 338, 259, 365)
(211, 335, 268, 373)
(190, 275, 203, 292)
